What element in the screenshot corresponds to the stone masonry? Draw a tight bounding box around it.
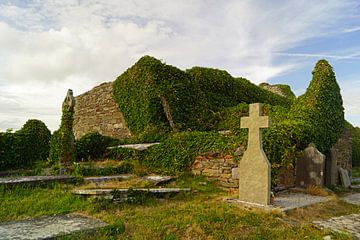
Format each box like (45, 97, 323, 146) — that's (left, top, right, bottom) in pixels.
(73, 82, 131, 140)
(191, 154, 239, 188)
(325, 129, 353, 186)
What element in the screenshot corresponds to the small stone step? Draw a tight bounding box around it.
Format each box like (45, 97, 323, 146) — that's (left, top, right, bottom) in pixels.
(83, 174, 133, 183)
(0, 214, 107, 240)
(0, 175, 75, 187)
(108, 143, 160, 151)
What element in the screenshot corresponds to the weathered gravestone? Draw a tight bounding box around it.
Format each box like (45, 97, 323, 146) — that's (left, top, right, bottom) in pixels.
(295, 143, 325, 187)
(339, 167, 351, 188)
(239, 103, 271, 205)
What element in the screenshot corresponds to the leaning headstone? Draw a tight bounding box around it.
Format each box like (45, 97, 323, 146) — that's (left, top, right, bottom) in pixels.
(295, 144, 325, 187)
(239, 103, 271, 205)
(339, 167, 351, 188)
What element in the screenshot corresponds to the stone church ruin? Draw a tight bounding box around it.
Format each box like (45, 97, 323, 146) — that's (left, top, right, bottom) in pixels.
(68, 56, 354, 190)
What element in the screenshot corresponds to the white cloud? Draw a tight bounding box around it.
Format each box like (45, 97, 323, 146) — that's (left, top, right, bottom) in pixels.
(0, 0, 358, 131)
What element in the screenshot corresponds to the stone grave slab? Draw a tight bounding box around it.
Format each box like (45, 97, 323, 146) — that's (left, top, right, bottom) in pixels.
(0, 214, 107, 240)
(295, 144, 325, 187)
(342, 193, 360, 205)
(0, 175, 75, 187)
(73, 188, 191, 200)
(313, 214, 360, 239)
(239, 103, 271, 205)
(108, 143, 160, 151)
(83, 174, 133, 183)
(226, 192, 331, 212)
(339, 167, 351, 188)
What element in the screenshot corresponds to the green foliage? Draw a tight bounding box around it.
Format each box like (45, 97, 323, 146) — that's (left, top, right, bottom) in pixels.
(76, 132, 119, 161)
(0, 119, 51, 170)
(107, 147, 141, 161)
(112, 56, 291, 136)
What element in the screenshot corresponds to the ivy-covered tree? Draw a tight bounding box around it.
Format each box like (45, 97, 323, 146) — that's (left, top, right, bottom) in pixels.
(291, 59, 344, 152)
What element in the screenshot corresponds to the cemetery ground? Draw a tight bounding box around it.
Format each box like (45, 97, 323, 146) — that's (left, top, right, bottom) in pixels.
(0, 166, 360, 240)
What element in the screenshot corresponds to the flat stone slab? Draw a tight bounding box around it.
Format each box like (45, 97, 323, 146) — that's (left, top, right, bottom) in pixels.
(0, 175, 75, 187)
(0, 214, 107, 240)
(83, 174, 133, 183)
(73, 188, 191, 200)
(108, 143, 160, 151)
(313, 214, 360, 239)
(226, 193, 331, 212)
(352, 178, 360, 183)
(342, 193, 360, 205)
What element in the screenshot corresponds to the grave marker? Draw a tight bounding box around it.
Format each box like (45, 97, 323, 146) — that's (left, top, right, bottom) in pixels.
(239, 103, 271, 205)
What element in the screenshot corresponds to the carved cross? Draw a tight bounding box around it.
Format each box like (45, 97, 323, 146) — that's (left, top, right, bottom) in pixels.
(241, 103, 270, 149)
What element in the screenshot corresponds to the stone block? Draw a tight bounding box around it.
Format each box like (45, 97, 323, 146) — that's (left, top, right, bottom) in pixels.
(202, 169, 221, 177)
(231, 167, 240, 180)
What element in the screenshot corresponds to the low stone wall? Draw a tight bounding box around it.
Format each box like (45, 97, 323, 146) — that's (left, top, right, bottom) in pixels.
(191, 154, 239, 188)
(73, 82, 131, 140)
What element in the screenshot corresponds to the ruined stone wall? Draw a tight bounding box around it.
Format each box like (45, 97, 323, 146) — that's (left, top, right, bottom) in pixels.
(73, 82, 131, 140)
(191, 154, 239, 188)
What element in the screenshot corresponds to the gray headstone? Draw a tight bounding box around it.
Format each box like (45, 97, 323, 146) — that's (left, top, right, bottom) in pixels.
(325, 148, 338, 186)
(339, 167, 351, 188)
(295, 144, 325, 187)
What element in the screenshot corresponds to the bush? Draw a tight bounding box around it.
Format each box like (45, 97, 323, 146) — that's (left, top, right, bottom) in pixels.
(76, 132, 118, 161)
(0, 119, 51, 170)
(345, 122, 360, 166)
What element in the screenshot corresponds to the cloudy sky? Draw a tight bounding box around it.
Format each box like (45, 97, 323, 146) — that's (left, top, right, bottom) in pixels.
(0, 0, 359, 132)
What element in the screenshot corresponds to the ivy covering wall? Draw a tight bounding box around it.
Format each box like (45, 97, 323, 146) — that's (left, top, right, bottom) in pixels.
(113, 56, 291, 137)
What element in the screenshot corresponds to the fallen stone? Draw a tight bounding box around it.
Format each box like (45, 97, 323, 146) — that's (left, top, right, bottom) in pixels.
(141, 175, 174, 185)
(0, 214, 107, 240)
(107, 143, 160, 151)
(0, 175, 75, 187)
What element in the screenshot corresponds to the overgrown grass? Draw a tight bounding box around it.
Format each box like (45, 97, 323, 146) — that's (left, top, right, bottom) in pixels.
(0, 185, 91, 222)
(0, 175, 358, 239)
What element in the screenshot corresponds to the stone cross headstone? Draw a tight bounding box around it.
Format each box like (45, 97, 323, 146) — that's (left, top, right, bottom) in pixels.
(239, 103, 271, 205)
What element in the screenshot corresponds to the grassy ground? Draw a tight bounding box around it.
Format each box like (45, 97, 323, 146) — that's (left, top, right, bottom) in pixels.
(1, 174, 359, 239)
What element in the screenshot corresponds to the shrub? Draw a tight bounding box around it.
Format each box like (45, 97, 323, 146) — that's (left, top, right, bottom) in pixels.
(76, 132, 118, 161)
(345, 122, 360, 166)
(0, 120, 51, 170)
(16, 119, 51, 164)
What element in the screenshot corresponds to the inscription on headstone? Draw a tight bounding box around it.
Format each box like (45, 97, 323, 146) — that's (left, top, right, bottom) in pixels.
(239, 103, 271, 205)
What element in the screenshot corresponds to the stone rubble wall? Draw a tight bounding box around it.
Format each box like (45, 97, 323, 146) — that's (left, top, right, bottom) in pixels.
(332, 129, 352, 174)
(73, 82, 132, 140)
(191, 154, 239, 188)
